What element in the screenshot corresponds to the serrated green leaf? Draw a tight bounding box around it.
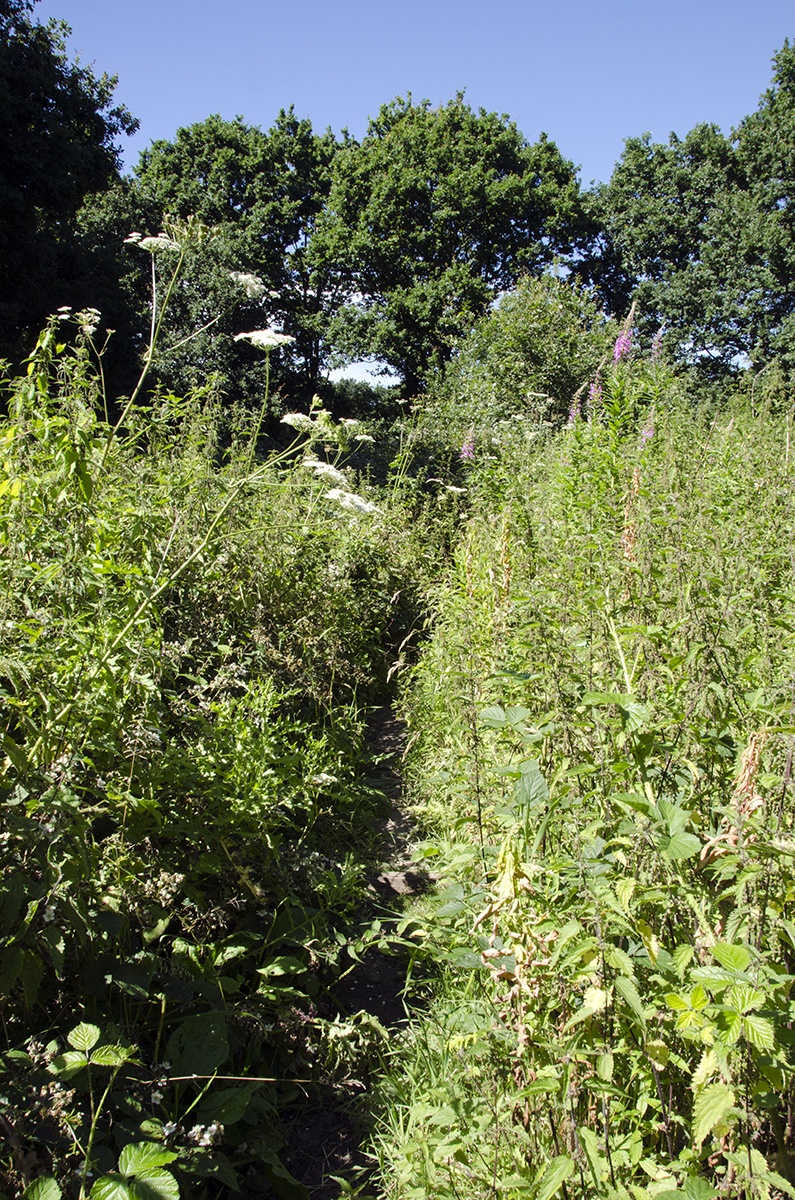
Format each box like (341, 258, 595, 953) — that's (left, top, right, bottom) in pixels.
(683, 1177, 719, 1199)
(89, 1176, 130, 1200)
(665, 832, 702, 860)
(743, 1013, 775, 1050)
(578, 1126, 606, 1187)
(535, 1154, 575, 1200)
(711, 942, 751, 972)
(91, 1044, 133, 1067)
(674, 944, 695, 978)
(23, 1177, 62, 1200)
(597, 1052, 614, 1082)
(68, 1022, 100, 1052)
(479, 706, 506, 728)
(692, 1082, 735, 1146)
(118, 1144, 177, 1176)
(725, 984, 764, 1014)
(51, 1050, 88, 1075)
(127, 1169, 179, 1200)
(615, 974, 647, 1030)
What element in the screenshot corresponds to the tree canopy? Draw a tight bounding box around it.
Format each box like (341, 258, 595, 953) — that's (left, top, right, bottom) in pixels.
(0, 0, 136, 362)
(319, 94, 591, 394)
(598, 41, 795, 375)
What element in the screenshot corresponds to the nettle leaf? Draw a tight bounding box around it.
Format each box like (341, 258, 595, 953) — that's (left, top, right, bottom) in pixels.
(664, 832, 702, 860)
(743, 1013, 776, 1051)
(711, 942, 752, 972)
(692, 1082, 736, 1146)
(615, 974, 647, 1030)
(118, 1144, 177, 1176)
(597, 1052, 614, 1082)
(683, 1178, 719, 1199)
(534, 1154, 575, 1200)
(68, 1022, 101, 1052)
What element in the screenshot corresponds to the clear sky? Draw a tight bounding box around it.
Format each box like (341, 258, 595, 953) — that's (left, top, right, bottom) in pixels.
(34, 0, 795, 188)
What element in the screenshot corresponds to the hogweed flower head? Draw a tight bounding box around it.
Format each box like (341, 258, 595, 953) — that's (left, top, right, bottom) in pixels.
(325, 488, 381, 516)
(302, 459, 347, 486)
(234, 329, 294, 350)
(230, 270, 267, 299)
(280, 413, 315, 433)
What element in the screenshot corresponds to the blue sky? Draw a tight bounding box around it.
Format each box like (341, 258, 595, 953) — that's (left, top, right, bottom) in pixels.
(35, 0, 794, 188)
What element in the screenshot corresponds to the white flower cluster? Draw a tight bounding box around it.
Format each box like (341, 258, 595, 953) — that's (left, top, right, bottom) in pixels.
(229, 270, 267, 299)
(325, 488, 382, 516)
(187, 1121, 224, 1147)
(309, 772, 338, 787)
(302, 459, 347, 487)
(124, 231, 181, 254)
(234, 329, 295, 350)
(281, 412, 316, 433)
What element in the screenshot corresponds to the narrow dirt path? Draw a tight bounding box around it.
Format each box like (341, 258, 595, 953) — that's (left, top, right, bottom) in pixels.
(251, 703, 433, 1199)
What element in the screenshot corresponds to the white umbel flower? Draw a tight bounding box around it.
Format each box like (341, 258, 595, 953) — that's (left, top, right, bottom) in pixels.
(325, 488, 382, 516)
(234, 329, 295, 349)
(302, 459, 347, 486)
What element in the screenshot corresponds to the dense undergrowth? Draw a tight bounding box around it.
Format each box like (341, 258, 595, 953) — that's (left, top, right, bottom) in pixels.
(0, 290, 444, 1200)
(2, 252, 795, 1200)
(383, 349, 795, 1198)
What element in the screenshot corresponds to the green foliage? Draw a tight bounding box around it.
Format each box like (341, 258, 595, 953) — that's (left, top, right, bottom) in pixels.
(383, 337, 795, 1197)
(320, 93, 591, 393)
(599, 39, 795, 376)
(427, 273, 615, 435)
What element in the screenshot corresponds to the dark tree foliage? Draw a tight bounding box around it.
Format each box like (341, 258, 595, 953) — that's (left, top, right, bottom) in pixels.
(76, 111, 347, 408)
(0, 0, 137, 362)
(598, 41, 795, 375)
(319, 94, 593, 395)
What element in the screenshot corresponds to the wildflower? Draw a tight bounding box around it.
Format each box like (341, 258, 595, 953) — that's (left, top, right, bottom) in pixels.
(280, 413, 315, 432)
(151, 1089, 163, 1104)
(43, 905, 56, 923)
(587, 378, 601, 422)
(75, 308, 100, 337)
(613, 328, 632, 363)
(234, 329, 295, 350)
(640, 413, 654, 446)
(229, 270, 266, 299)
(459, 438, 475, 461)
(310, 773, 338, 786)
(354, 434, 375, 444)
(137, 234, 181, 254)
(302, 459, 347, 486)
(163, 1123, 179, 1137)
(325, 488, 382, 515)
(566, 395, 580, 427)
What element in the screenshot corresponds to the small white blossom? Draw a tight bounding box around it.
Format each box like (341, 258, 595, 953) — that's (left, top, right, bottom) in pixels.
(163, 1122, 179, 1137)
(325, 489, 382, 516)
(310, 773, 338, 787)
(234, 329, 295, 350)
(354, 434, 375, 444)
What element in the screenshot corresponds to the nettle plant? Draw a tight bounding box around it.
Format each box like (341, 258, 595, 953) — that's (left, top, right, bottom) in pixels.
(392, 327, 795, 1197)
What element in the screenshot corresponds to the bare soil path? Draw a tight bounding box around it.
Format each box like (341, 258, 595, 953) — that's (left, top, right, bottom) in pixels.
(249, 704, 433, 1200)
